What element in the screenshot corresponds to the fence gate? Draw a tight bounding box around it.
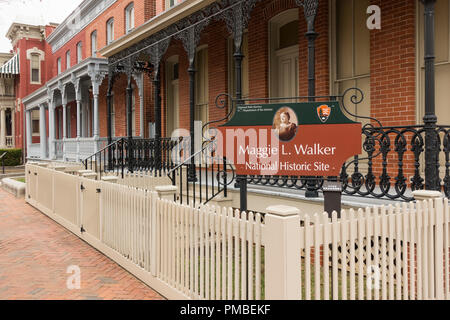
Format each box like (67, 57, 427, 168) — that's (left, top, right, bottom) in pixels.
(78, 177, 101, 239)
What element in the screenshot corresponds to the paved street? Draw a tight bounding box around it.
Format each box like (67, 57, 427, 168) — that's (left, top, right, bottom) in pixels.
(0, 188, 164, 300)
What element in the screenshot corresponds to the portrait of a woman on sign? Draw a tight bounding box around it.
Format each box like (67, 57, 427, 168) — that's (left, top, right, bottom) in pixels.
(273, 107, 298, 142)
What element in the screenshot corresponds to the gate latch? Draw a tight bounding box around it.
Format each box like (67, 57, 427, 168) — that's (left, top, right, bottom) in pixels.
(80, 184, 85, 191)
(96, 188, 101, 193)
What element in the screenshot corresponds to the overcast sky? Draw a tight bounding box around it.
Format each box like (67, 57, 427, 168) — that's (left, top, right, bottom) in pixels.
(0, 0, 83, 52)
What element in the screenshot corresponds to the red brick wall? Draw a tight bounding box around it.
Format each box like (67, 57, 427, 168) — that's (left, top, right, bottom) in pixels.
(370, 0, 416, 126)
(86, 0, 153, 60)
(370, 0, 417, 182)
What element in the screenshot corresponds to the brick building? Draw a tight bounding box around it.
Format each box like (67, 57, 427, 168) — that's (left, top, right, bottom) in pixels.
(0, 0, 447, 199)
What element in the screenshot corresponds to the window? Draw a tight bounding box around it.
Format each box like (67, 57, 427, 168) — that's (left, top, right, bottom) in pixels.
(165, 56, 179, 136)
(125, 3, 134, 33)
(166, 0, 176, 9)
(269, 9, 299, 99)
(32, 110, 39, 136)
(106, 18, 114, 45)
(331, 0, 370, 119)
(30, 53, 40, 83)
(77, 42, 82, 63)
(91, 31, 97, 57)
(66, 50, 71, 70)
(57, 58, 61, 74)
(195, 47, 208, 124)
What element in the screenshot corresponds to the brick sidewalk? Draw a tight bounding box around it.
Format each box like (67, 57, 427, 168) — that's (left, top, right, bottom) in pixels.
(0, 188, 164, 300)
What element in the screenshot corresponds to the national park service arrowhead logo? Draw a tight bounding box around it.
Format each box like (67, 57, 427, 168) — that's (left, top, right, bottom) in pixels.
(317, 104, 331, 123)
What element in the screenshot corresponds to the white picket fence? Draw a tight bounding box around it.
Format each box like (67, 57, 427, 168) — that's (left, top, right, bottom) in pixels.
(26, 164, 450, 300)
(101, 182, 264, 300)
(300, 199, 450, 300)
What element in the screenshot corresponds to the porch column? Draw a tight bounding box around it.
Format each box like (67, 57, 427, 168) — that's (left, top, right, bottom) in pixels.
(48, 100, 55, 159)
(126, 74, 134, 172)
(26, 109, 32, 153)
(11, 107, 15, 148)
(299, 0, 320, 198)
(88, 64, 106, 153)
(76, 99, 81, 161)
(177, 27, 208, 182)
(421, 0, 440, 191)
(0, 107, 5, 148)
(39, 104, 47, 159)
(93, 94, 99, 139)
(153, 67, 161, 171)
(62, 103, 67, 139)
(107, 70, 115, 145)
(126, 75, 133, 139)
(139, 87, 144, 138)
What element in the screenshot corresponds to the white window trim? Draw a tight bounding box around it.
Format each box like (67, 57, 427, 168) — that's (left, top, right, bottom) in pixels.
(125, 3, 135, 33)
(26, 47, 44, 85)
(66, 50, 71, 70)
(57, 58, 62, 75)
(107, 18, 114, 45)
(31, 109, 40, 136)
(165, 0, 176, 10)
(268, 8, 299, 98)
(77, 42, 82, 64)
(91, 31, 97, 57)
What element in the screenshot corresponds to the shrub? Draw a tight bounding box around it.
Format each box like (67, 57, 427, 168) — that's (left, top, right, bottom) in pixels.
(0, 149, 22, 166)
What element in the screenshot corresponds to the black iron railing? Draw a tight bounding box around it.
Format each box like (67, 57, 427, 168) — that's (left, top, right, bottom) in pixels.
(83, 137, 183, 179)
(247, 124, 450, 201)
(167, 140, 234, 206)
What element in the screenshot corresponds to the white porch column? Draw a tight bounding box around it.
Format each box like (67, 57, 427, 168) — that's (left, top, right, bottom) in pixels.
(26, 109, 32, 154)
(11, 107, 15, 147)
(93, 93, 99, 139)
(0, 107, 6, 148)
(48, 101, 55, 159)
(62, 103, 67, 139)
(88, 65, 106, 153)
(76, 99, 81, 138)
(82, 102, 87, 137)
(39, 104, 47, 159)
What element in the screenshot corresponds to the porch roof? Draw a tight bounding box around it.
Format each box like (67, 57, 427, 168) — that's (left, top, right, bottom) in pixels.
(0, 53, 19, 78)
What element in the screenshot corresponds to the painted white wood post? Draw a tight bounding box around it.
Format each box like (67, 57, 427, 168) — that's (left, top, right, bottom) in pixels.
(264, 205, 301, 300)
(48, 101, 55, 159)
(39, 104, 47, 159)
(26, 109, 32, 153)
(155, 185, 178, 201)
(62, 103, 67, 160)
(0, 107, 6, 148)
(413, 190, 445, 299)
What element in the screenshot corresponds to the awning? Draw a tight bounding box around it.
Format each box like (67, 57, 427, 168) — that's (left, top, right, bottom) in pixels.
(0, 53, 19, 78)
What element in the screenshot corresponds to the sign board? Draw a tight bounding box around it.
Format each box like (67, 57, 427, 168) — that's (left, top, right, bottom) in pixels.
(216, 101, 362, 176)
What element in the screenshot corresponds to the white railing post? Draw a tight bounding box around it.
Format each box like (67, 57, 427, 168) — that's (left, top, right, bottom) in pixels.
(413, 190, 445, 300)
(155, 185, 178, 201)
(264, 205, 301, 300)
(434, 196, 444, 300)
